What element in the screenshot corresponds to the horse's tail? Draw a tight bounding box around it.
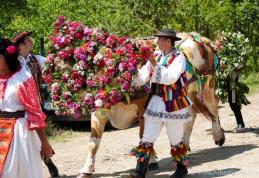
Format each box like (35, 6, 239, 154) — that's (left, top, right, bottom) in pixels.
(188, 91, 216, 121)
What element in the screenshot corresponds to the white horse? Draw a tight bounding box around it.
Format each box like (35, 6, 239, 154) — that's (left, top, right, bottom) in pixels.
(76, 32, 225, 178)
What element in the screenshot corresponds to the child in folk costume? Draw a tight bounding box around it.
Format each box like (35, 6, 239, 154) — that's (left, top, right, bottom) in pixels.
(130, 29, 192, 178)
(0, 38, 53, 178)
(12, 31, 59, 176)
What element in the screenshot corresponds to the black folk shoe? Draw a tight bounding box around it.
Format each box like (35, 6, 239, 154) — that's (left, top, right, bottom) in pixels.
(44, 158, 59, 177)
(128, 172, 146, 178)
(129, 154, 150, 178)
(148, 162, 159, 170)
(170, 164, 188, 178)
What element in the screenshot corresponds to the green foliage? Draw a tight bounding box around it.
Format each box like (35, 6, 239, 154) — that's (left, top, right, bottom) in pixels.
(0, 0, 28, 36)
(241, 72, 259, 94)
(0, 0, 258, 73)
(0, 2, 257, 79)
(45, 119, 63, 137)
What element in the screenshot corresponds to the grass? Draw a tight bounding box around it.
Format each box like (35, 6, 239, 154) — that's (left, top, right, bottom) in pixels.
(241, 72, 259, 95)
(45, 119, 86, 142)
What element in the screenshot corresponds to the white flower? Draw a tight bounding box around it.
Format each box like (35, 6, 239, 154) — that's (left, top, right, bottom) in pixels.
(61, 64, 68, 70)
(118, 63, 124, 72)
(78, 71, 85, 76)
(54, 44, 60, 50)
(94, 99, 103, 107)
(64, 91, 71, 95)
(93, 53, 103, 64)
(52, 83, 59, 88)
(61, 37, 66, 43)
(88, 73, 94, 77)
(68, 79, 74, 84)
(85, 93, 92, 100)
(105, 58, 114, 66)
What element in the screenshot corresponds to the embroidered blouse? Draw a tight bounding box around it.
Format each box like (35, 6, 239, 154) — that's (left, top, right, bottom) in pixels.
(0, 67, 46, 129)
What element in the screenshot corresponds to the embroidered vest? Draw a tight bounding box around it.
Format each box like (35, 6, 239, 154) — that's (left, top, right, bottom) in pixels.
(27, 55, 44, 104)
(149, 50, 191, 112)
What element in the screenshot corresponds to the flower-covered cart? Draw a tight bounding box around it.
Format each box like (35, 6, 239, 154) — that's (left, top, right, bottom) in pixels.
(42, 16, 154, 120)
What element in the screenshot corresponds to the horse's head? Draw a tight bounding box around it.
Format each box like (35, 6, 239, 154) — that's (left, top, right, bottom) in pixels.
(212, 120, 226, 146)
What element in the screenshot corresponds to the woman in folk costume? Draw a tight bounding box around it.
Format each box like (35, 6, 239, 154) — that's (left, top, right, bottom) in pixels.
(130, 29, 192, 178)
(12, 31, 59, 177)
(0, 38, 54, 178)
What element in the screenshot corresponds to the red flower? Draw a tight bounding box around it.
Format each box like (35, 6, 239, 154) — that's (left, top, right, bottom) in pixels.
(116, 77, 124, 84)
(106, 67, 116, 76)
(71, 71, 79, 79)
(116, 47, 125, 56)
(6, 46, 16, 54)
(42, 75, 51, 84)
(123, 71, 132, 81)
(96, 59, 105, 67)
(105, 51, 112, 59)
(96, 89, 108, 100)
(118, 36, 127, 45)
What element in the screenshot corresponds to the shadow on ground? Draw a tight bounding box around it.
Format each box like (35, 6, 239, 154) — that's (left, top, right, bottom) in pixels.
(224, 127, 259, 135)
(159, 144, 257, 168)
(57, 167, 240, 178)
(73, 144, 256, 178)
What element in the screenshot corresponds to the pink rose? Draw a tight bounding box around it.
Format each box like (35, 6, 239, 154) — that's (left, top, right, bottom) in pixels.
(47, 54, 55, 61)
(121, 81, 129, 92)
(86, 79, 94, 87)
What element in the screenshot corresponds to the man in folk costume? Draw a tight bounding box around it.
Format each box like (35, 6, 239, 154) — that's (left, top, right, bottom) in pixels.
(130, 29, 192, 178)
(12, 32, 59, 177)
(12, 32, 45, 104)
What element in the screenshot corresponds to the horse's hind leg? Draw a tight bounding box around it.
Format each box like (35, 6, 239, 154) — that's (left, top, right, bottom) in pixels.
(78, 112, 108, 177)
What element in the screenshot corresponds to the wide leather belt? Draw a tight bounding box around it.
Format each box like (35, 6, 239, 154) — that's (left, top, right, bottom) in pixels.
(0, 111, 25, 118)
(150, 84, 163, 97)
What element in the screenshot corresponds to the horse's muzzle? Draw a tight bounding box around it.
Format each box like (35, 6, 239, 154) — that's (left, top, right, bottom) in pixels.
(215, 137, 225, 146)
(215, 129, 225, 146)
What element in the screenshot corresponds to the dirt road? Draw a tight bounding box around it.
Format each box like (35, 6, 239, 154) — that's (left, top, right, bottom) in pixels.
(43, 93, 259, 178)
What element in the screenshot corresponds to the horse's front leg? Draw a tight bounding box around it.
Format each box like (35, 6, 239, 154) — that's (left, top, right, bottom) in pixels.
(138, 115, 144, 139)
(183, 106, 197, 150)
(78, 112, 108, 178)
